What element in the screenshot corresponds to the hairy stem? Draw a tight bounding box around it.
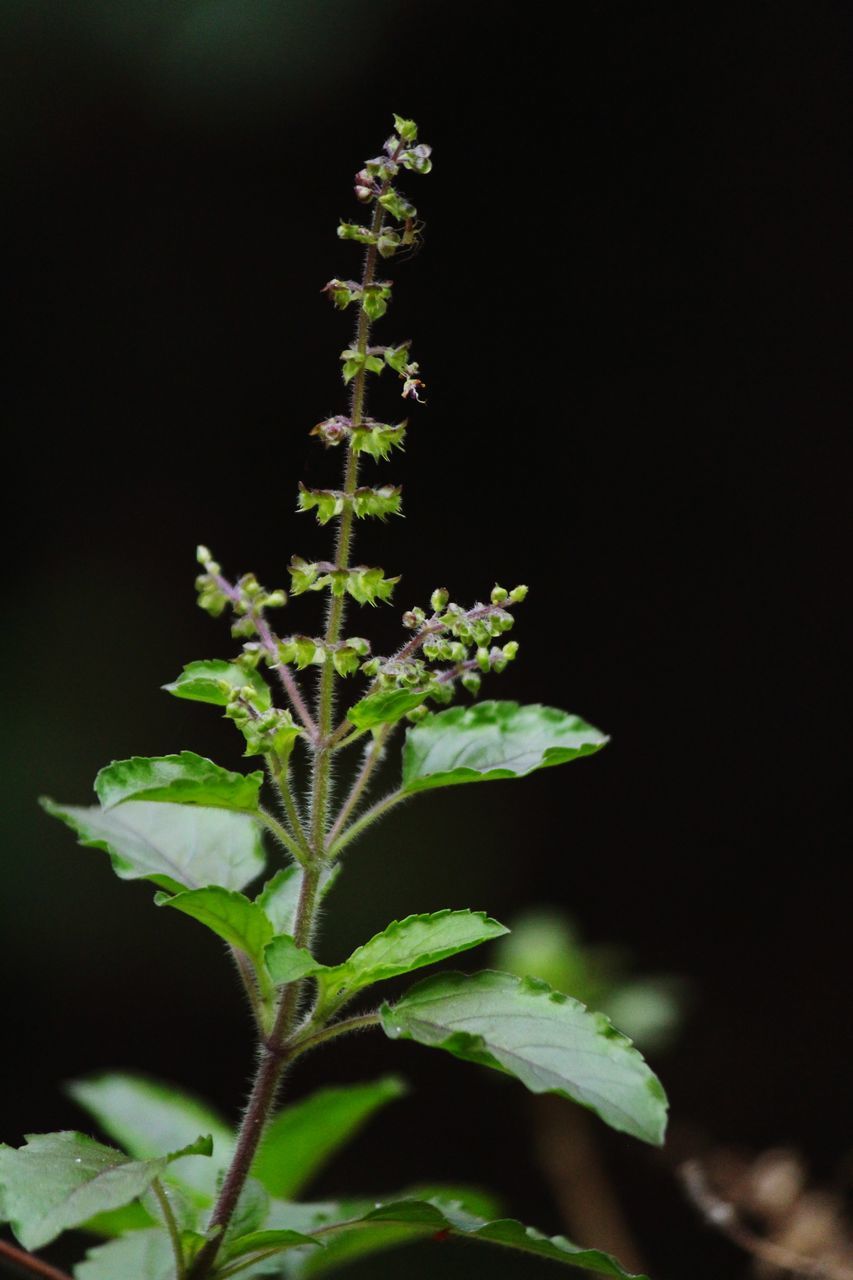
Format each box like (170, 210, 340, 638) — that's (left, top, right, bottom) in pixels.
(186, 867, 321, 1280)
(289, 1011, 380, 1060)
(329, 788, 406, 860)
(0, 1241, 74, 1280)
(326, 725, 391, 848)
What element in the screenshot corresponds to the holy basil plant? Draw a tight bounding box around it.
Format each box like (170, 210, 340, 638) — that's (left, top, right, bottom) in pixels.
(1, 116, 667, 1280)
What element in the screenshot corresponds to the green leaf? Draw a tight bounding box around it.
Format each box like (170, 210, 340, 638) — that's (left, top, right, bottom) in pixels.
(94, 752, 263, 813)
(40, 799, 265, 893)
(264, 934, 323, 986)
(381, 971, 668, 1146)
(254, 866, 302, 935)
(347, 685, 429, 730)
(221, 1229, 323, 1271)
(163, 660, 271, 709)
(331, 1198, 648, 1277)
(319, 911, 508, 1002)
(0, 1132, 211, 1250)
(155, 887, 273, 973)
(402, 701, 608, 792)
(245, 1194, 646, 1278)
(251, 1077, 407, 1200)
(75, 1228, 178, 1280)
(67, 1074, 235, 1205)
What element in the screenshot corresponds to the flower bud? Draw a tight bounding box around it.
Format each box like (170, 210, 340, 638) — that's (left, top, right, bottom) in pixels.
(461, 671, 482, 696)
(510, 584, 529, 603)
(430, 587, 450, 612)
(490, 585, 508, 604)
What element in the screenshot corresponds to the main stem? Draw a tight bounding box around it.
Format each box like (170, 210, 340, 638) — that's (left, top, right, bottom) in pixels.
(186, 867, 319, 1280)
(189, 192, 390, 1280)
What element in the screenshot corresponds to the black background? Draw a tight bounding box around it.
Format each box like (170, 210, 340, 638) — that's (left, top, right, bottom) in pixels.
(2, 3, 850, 1276)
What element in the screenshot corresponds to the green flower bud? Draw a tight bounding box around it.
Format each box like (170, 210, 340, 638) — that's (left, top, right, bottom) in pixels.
(461, 671, 482, 696)
(503, 641, 519, 661)
(430, 587, 449, 612)
(510, 584, 529, 603)
(490, 585, 508, 604)
(393, 114, 418, 142)
(361, 657, 381, 678)
(406, 704, 429, 723)
(476, 646, 491, 673)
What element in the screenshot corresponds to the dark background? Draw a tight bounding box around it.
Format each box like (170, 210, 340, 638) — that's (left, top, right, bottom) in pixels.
(2, 3, 850, 1276)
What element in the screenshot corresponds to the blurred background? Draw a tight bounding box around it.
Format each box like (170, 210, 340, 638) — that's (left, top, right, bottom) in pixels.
(2, 2, 851, 1276)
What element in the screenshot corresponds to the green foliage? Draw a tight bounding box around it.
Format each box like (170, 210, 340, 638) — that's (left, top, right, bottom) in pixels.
(12, 115, 667, 1280)
(250, 1077, 406, 1199)
(76, 1229, 180, 1280)
(381, 971, 668, 1146)
(163, 660, 271, 709)
(402, 700, 609, 792)
(67, 1074, 234, 1205)
(0, 1132, 211, 1250)
(40, 798, 265, 893)
(155, 887, 274, 977)
(95, 753, 263, 813)
(316, 910, 508, 1003)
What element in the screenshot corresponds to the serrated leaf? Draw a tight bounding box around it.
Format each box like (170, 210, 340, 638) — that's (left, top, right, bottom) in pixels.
(251, 1077, 407, 1200)
(347, 685, 429, 730)
(402, 700, 608, 792)
(74, 1228, 177, 1280)
(163, 660, 271, 709)
(381, 971, 667, 1146)
(264, 935, 323, 986)
(155, 886, 273, 973)
(0, 1132, 211, 1250)
(41, 799, 265, 893)
(336, 1198, 648, 1276)
(95, 752, 263, 813)
(245, 1194, 647, 1278)
(67, 1074, 235, 1205)
(319, 911, 508, 1002)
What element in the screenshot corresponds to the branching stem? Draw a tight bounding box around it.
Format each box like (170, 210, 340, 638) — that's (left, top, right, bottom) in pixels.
(290, 1011, 381, 1060)
(329, 788, 406, 860)
(326, 724, 392, 848)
